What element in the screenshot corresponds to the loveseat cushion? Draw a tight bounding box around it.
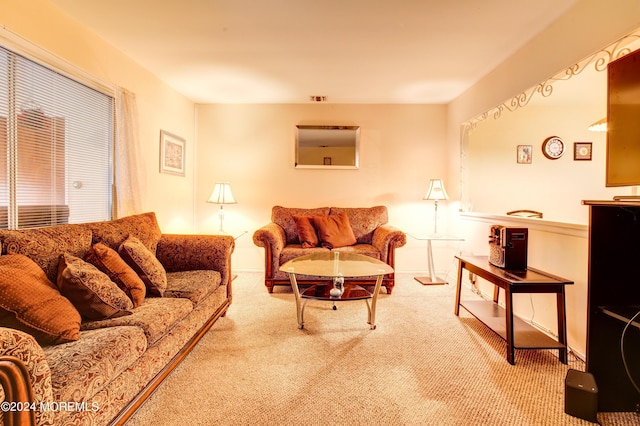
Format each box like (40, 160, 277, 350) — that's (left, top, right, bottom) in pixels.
(164, 270, 222, 307)
(0, 254, 81, 345)
(0, 224, 93, 283)
(272, 206, 330, 244)
(43, 326, 147, 405)
(88, 212, 162, 254)
(80, 297, 193, 346)
(329, 206, 388, 244)
(332, 244, 382, 259)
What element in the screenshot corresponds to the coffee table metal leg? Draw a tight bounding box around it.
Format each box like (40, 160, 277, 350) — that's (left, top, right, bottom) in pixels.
(367, 273, 385, 330)
(287, 272, 305, 329)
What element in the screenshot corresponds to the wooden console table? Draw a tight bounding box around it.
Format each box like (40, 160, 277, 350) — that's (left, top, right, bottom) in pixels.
(454, 255, 573, 365)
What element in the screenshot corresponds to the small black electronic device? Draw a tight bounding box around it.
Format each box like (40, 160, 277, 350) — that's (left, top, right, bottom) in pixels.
(565, 369, 598, 423)
(488, 225, 528, 270)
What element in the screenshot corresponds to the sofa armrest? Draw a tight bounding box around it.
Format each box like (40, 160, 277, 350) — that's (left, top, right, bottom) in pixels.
(0, 328, 55, 426)
(252, 223, 286, 279)
(372, 224, 407, 265)
(156, 234, 235, 288)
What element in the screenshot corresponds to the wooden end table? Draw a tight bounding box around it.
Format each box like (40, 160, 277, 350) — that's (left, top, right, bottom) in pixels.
(454, 255, 573, 365)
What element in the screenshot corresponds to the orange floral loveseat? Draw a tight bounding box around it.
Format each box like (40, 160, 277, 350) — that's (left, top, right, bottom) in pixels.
(0, 212, 234, 426)
(253, 206, 406, 294)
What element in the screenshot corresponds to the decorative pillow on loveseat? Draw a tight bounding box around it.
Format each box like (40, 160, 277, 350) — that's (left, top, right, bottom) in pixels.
(311, 212, 357, 249)
(57, 253, 133, 320)
(272, 206, 330, 244)
(86, 242, 146, 307)
(293, 215, 319, 248)
(0, 254, 81, 345)
(119, 236, 167, 297)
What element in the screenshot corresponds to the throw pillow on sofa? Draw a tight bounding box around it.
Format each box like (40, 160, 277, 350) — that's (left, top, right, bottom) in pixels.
(293, 215, 319, 248)
(311, 212, 357, 249)
(0, 253, 81, 345)
(86, 242, 146, 307)
(119, 236, 167, 297)
(57, 253, 133, 320)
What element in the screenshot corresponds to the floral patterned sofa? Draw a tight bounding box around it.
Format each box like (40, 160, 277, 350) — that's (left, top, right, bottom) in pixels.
(0, 212, 234, 426)
(253, 206, 406, 294)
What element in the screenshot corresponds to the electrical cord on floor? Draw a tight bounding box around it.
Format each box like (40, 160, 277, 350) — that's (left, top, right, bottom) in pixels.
(529, 294, 535, 324)
(620, 308, 640, 402)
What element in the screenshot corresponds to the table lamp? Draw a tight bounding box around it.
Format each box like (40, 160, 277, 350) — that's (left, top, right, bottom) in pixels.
(207, 182, 237, 233)
(424, 178, 448, 234)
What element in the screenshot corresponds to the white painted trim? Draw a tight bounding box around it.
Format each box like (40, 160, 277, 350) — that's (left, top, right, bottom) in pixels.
(0, 25, 115, 97)
(459, 211, 588, 238)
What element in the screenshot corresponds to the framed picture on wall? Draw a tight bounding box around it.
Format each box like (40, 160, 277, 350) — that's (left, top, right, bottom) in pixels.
(574, 142, 592, 161)
(517, 145, 532, 164)
(323, 157, 332, 165)
(159, 130, 186, 176)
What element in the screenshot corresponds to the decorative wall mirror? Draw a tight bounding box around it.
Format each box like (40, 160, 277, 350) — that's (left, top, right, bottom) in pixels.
(295, 125, 360, 169)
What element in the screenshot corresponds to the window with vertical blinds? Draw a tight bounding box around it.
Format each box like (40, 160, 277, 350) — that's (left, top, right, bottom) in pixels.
(0, 46, 113, 229)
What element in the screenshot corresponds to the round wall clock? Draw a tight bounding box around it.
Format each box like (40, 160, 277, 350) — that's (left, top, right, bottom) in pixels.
(542, 136, 565, 159)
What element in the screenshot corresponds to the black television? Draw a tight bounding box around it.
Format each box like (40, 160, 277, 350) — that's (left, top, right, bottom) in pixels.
(606, 47, 640, 187)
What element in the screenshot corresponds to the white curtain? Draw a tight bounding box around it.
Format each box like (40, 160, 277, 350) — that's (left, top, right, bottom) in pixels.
(114, 87, 145, 218)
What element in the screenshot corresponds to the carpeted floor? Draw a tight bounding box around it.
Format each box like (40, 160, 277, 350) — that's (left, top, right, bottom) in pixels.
(125, 272, 639, 426)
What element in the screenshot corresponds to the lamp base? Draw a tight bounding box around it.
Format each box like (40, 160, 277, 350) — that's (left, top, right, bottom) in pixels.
(414, 276, 447, 285)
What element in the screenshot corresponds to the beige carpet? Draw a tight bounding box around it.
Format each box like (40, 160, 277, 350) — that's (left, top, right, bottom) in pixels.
(125, 272, 639, 426)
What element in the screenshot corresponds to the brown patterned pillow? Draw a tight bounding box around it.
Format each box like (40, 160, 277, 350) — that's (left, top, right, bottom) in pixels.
(0, 254, 81, 345)
(311, 212, 357, 249)
(272, 206, 330, 244)
(57, 253, 133, 320)
(86, 243, 146, 307)
(119, 236, 167, 297)
(293, 215, 318, 248)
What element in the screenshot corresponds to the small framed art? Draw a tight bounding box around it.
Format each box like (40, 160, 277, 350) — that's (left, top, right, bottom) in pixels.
(517, 145, 532, 164)
(323, 157, 332, 165)
(159, 130, 186, 176)
(574, 142, 592, 161)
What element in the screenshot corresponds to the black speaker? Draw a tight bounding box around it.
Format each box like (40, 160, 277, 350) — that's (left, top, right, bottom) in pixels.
(565, 369, 598, 423)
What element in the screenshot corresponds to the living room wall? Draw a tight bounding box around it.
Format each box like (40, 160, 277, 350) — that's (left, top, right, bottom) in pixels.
(446, 0, 640, 358)
(0, 0, 197, 233)
(194, 103, 453, 273)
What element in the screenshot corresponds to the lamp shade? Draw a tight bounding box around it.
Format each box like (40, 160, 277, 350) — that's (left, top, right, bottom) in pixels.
(207, 182, 237, 204)
(588, 117, 607, 132)
(423, 179, 449, 201)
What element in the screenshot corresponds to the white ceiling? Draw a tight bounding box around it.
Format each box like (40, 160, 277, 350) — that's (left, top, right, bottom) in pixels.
(49, 0, 580, 104)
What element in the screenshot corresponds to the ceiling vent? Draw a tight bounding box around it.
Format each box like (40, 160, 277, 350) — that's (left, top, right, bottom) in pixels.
(309, 96, 327, 102)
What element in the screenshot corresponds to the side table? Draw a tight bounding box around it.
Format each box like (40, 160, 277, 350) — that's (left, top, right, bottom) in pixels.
(454, 255, 572, 364)
(409, 234, 464, 285)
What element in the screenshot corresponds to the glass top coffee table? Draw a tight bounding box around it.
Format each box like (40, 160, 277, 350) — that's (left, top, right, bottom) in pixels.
(280, 251, 394, 330)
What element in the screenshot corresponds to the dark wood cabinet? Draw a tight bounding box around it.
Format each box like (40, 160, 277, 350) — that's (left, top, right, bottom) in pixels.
(584, 200, 640, 412)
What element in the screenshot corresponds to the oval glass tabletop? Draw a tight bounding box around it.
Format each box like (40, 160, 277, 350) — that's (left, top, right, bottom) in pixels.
(280, 251, 394, 278)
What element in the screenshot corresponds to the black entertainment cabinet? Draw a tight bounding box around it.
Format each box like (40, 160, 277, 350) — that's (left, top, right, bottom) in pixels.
(584, 200, 640, 412)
